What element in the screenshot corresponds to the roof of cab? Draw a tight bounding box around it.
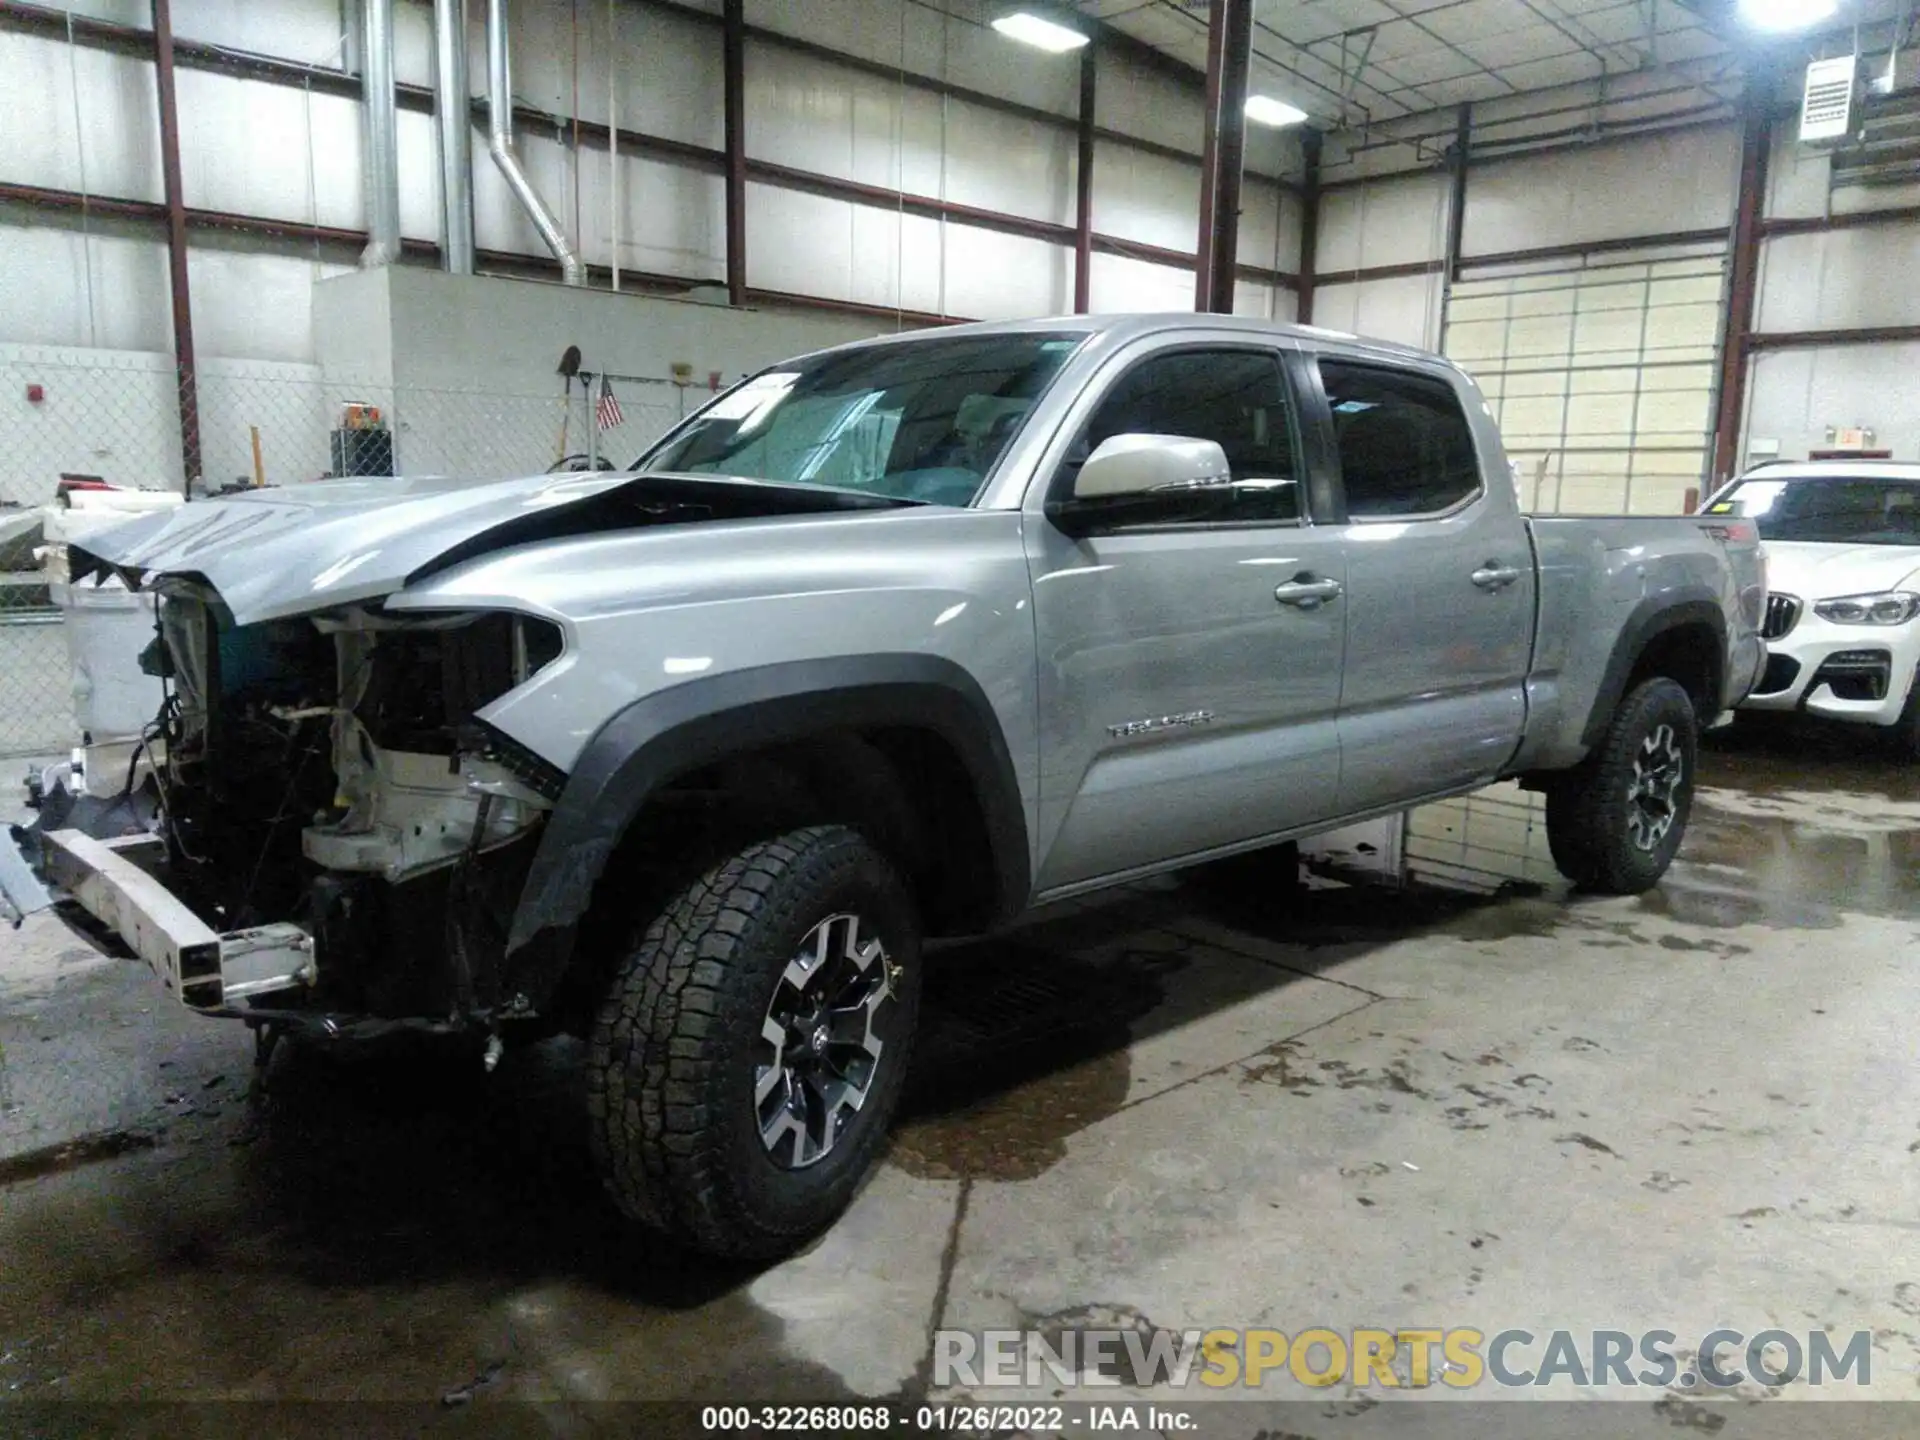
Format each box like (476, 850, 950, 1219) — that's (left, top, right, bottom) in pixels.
(799, 311, 1451, 368)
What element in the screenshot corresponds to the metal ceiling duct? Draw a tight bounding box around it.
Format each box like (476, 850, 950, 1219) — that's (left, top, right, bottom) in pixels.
(360, 0, 402, 267)
(485, 0, 586, 285)
(1830, 87, 1920, 186)
(434, 0, 476, 274)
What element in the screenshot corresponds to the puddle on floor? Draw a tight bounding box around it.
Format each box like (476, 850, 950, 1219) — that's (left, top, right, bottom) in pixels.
(1658, 729, 1920, 929)
(1646, 814, 1920, 930)
(0, 925, 1202, 1398)
(0, 1034, 865, 1403)
(8, 715, 1917, 1405)
(890, 1046, 1133, 1183)
(1305, 726, 1920, 936)
(1703, 713, 1920, 803)
(891, 940, 1166, 1182)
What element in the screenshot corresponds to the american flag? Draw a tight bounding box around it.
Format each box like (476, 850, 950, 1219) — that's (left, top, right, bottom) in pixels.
(595, 377, 623, 431)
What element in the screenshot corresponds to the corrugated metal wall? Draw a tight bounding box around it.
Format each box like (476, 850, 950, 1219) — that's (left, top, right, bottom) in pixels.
(0, 0, 1304, 366)
(1742, 123, 1920, 464)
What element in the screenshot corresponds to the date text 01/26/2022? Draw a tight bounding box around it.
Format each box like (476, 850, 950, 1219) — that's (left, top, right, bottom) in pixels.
(699, 1404, 1196, 1432)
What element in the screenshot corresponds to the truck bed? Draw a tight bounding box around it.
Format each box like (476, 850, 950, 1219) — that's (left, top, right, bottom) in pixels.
(1513, 513, 1767, 773)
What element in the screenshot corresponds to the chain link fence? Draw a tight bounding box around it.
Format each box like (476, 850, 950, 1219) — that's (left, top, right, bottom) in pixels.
(0, 348, 692, 760)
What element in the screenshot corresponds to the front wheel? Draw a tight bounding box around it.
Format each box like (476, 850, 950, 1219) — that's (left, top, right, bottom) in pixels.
(1544, 677, 1698, 895)
(587, 825, 922, 1259)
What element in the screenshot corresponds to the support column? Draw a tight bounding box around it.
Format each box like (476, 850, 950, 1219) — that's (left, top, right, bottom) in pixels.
(1074, 40, 1096, 313)
(433, 0, 475, 274)
(1295, 129, 1322, 324)
(723, 0, 747, 307)
(360, 0, 402, 268)
(152, 0, 200, 493)
(1712, 105, 1772, 484)
(1194, 0, 1252, 313)
(1445, 103, 1471, 284)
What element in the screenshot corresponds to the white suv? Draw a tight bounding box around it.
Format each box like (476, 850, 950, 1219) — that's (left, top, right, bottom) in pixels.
(1704, 460, 1920, 749)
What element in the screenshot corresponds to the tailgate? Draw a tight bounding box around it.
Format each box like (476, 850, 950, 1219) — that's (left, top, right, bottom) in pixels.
(1691, 513, 1768, 707)
(1691, 513, 1765, 601)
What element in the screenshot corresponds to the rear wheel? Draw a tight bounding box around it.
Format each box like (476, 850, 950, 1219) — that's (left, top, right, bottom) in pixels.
(1544, 677, 1697, 895)
(587, 825, 921, 1259)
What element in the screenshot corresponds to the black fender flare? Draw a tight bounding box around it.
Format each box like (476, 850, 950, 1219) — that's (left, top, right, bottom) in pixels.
(502, 653, 1031, 987)
(1578, 591, 1728, 750)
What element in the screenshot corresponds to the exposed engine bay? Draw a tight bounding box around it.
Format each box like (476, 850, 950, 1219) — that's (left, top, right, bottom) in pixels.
(131, 582, 566, 1030)
(14, 474, 926, 1043)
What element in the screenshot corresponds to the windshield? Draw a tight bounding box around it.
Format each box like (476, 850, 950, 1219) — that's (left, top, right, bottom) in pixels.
(1707, 474, 1920, 545)
(636, 332, 1087, 506)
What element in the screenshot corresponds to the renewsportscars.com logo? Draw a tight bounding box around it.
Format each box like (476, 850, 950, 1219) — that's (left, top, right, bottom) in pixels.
(933, 1327, 1875, 1391)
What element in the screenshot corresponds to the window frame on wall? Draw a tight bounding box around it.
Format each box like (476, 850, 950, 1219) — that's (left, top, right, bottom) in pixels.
(1045, 343, 1310, 532)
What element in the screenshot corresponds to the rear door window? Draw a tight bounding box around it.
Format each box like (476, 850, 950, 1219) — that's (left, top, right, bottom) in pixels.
(1317, 361, 1482, 519)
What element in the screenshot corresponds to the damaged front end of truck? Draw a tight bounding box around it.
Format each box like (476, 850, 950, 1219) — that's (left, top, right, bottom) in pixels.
(0, 468, 898, 1052)
(11, 573, 565, 1051)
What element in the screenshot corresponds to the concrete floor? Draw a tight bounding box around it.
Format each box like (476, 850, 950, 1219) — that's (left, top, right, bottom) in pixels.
(2, 722, 1918, 1434)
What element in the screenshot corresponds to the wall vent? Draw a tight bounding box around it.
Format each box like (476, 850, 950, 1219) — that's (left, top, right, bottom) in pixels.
(1800, 55, 1858, 142)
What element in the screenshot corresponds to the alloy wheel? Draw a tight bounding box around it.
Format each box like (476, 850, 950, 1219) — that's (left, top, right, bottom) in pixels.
(754, 912, 896, 1169)
(1625, 723, 1685, 852)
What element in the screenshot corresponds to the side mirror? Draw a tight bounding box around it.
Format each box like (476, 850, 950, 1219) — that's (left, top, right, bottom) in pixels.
(1074, 433, 1231, 499)
(1047, 433, 1232, 535)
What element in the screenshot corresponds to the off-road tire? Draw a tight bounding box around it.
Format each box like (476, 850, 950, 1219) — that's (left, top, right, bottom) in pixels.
(587, 825, 921, 1259)
(1544, 677, 1698, 895)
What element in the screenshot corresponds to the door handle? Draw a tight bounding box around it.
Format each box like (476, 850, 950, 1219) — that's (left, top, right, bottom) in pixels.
(1274, 575, 1343, 610)
(1471, 562, 1521, 591)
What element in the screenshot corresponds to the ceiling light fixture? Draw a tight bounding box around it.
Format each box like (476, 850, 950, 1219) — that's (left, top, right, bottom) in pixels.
(1738, 0, 1839, 31)
(991, 12, 1091, 52)
(1245, 95, 1309, 127)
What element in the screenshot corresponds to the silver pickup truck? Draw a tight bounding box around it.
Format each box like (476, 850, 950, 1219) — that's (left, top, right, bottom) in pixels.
(4, 314, 1764, 1258)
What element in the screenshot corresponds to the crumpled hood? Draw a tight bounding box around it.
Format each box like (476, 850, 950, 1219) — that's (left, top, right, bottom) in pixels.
(71, 470, 904, 625)
(1762, 541, 1920, 603)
